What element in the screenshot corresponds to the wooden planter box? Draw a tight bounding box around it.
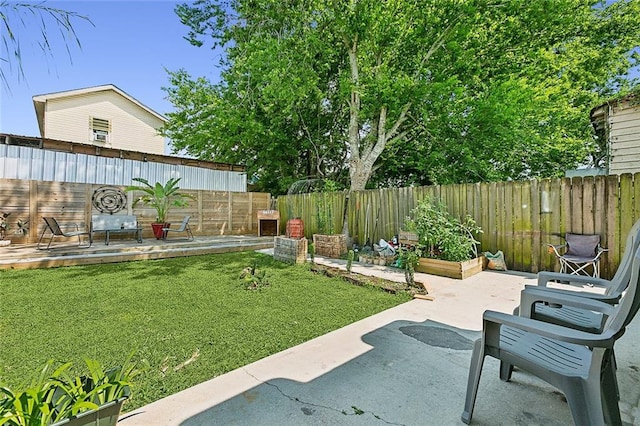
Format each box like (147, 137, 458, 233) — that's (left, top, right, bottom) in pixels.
(416, 256, 484, 280)
(273, 236, 308, 264)
(313, 234, 347, 258)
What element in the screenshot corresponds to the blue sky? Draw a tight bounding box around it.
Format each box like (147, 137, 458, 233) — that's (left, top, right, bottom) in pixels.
(0, 1, 223, 152)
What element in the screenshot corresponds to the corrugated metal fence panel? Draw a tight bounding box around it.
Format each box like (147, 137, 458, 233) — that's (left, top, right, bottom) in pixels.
(0, 145, 246, 191)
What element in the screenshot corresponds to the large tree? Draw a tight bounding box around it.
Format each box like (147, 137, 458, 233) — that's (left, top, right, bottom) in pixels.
(164, 0, 640, 194)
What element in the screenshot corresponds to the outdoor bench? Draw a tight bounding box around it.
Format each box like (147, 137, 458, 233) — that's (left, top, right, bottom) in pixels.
(91, 214, 142, 245)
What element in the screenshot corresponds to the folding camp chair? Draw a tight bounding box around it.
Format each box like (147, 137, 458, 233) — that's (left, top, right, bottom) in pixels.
(548, 233, 607, 277)
(517, 219, 640, 333)
(162, 215, 193, 241)
(37, 217, 92, 250)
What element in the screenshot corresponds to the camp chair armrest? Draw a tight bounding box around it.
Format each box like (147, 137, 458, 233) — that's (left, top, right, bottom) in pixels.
(523, 284, 621, 304)
(536, 271, 610, 288)
(483, 310, 617, 348)
(546, 243, 566, 257)
(519, 287, 617, 319)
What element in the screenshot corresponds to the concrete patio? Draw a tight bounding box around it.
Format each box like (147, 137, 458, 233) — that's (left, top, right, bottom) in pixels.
(118, 256, 640, 425)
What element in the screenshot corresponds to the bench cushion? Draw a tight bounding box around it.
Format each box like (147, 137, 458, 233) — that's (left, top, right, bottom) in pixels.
(92, 215, 138, 231)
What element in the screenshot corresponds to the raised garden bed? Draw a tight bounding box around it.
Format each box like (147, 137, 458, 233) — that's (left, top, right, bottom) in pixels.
(416, 256, 484, 280)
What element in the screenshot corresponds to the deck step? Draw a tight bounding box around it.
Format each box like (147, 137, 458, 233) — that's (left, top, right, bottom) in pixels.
(0, 236, 275, 270)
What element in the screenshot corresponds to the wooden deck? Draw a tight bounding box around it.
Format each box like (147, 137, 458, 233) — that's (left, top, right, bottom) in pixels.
(0, 235, 275, 270)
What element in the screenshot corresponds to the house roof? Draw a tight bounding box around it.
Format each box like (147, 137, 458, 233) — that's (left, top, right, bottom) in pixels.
(590, 92, 639, 120)
(32, 84, 168, 137)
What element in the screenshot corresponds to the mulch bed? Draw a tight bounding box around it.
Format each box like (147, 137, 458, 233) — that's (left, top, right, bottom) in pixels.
(310, 263, 429, 297)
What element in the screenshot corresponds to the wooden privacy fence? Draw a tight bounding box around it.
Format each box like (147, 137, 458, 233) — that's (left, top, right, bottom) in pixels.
(278, 173, 640, 279)
(0, 179, 270, 243)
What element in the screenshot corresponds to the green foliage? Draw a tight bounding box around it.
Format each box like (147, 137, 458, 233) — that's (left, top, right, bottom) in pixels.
(240, 261, 270, 290)
(396, 247, 420, 273)
(0, 355, 144, 425)
(405, 197, 482, 262)
(396, 246, 421, 287)
(309, 242, 315, 264)
(315, 180, 339, 235)
(125, 177, 194, 223)
(346, 250, 355, 273)
(167, 0, 640, 194)
(0, 252, 409, 411)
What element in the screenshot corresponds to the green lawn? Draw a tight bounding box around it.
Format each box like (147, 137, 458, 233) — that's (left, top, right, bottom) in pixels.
(0, 251, 411, 410)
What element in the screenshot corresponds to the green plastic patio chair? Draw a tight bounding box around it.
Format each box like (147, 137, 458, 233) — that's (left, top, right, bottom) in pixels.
(461, 244, 640, 425)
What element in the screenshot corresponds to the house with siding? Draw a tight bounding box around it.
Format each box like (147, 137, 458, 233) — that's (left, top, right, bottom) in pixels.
(590, 94, 640, 175)
(32, 84, 168, 155)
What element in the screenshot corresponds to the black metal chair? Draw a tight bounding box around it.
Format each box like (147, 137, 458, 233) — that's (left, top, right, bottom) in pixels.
(162, 216, 193, 241)
(37, 217, 92, 250)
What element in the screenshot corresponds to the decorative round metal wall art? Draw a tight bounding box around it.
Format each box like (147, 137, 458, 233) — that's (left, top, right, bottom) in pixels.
(92, 186, 127, 214)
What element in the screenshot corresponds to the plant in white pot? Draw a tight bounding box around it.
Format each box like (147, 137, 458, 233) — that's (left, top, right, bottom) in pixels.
(0, 355, 145, 426)
(0, 212, 10, 246)
(126, 177, 194, 239)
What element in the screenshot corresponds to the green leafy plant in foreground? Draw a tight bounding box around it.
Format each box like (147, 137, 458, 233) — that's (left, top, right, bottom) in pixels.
(0, 354, 145, 425)
(240, 261, 270, 290)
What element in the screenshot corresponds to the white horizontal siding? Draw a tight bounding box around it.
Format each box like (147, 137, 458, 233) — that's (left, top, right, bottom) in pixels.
(44, 90, 166, 154)
(609, 102, 640, 175)
(0, 145, 246, 191)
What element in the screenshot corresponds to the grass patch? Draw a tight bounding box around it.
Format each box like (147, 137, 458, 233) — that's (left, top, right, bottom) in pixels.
(0, 251, 411, 411)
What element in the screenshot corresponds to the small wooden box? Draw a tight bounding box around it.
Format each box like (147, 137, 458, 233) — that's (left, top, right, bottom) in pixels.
(257, 210, 280, 237)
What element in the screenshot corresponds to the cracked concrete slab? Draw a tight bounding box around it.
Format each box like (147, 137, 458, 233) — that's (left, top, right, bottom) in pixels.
(119, 256, 640, 425)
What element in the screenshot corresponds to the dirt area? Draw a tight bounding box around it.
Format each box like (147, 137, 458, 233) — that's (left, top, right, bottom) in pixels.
(310, 263, 429, 297)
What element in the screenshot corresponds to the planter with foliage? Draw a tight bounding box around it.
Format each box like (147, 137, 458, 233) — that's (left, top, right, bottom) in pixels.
(126, 177, 194, 239)
(403, 197, 483, 279)
(312, 180, 347, 258)
(0, 212, 10, 246)
(0, 356, 143, 426)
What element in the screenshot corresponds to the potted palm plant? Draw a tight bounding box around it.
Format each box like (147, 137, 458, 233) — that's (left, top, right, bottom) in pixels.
(126, 177, 194, 239)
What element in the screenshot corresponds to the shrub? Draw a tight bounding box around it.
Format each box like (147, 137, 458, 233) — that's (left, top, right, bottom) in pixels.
(404, 197, 482, 262)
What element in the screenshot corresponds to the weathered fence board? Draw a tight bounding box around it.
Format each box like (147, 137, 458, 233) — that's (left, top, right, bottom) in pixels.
(277, 173, 640, 279)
